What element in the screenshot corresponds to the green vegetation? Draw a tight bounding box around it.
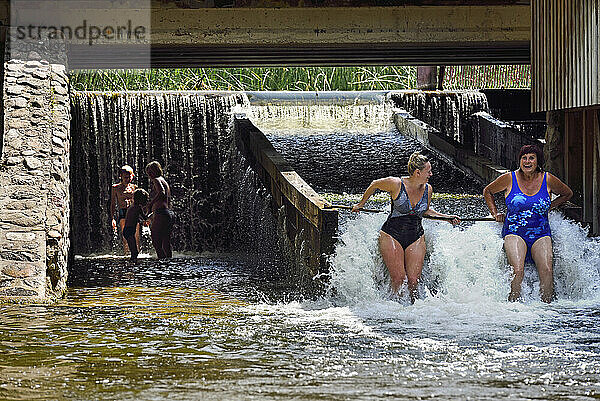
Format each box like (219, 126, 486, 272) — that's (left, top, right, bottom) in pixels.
(69, 66, 417, 92)
(69, 65, 530, 92)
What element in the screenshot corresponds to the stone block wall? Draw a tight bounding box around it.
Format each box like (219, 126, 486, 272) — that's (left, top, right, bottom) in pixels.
(472, 111, 542, 171)
(0, 60, 70, 302)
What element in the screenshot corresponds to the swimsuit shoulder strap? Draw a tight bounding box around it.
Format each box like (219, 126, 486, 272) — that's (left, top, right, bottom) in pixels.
(414, 183, 429, 210)
(393, 178, 406, 201)
(510, 170, 520, 193)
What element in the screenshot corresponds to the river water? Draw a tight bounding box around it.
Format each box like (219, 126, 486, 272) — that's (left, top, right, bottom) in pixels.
(2, 101, 600, 400)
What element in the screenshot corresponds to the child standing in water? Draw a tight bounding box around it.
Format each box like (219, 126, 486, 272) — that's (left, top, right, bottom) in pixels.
(123, 189, 149, 262)
(110, 165, 139, 254)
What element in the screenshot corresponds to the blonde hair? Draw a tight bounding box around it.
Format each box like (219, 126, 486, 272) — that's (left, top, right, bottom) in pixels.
(407, 152, 429, 175)
(120, 165, 134, 180)
(146, 161, 163, 178)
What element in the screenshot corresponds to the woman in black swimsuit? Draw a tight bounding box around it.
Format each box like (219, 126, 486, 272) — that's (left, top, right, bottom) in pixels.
(146, 161, 174, 259)
(353, 152, 459, 303)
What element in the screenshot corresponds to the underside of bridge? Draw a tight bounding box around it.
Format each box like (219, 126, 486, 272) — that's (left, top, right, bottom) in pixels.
(2, 0, 531, 68)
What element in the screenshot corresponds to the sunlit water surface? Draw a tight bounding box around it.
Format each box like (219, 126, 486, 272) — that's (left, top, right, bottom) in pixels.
(2, 210, 600, 400)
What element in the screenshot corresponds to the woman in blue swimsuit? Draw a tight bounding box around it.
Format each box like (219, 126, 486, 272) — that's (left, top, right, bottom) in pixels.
(353, 152, 460, 303)
(483, 145, 572, 303)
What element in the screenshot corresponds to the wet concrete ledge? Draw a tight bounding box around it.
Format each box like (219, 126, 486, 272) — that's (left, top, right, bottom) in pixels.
(393, 108, 509, 184)
(234, 114, 338, 280)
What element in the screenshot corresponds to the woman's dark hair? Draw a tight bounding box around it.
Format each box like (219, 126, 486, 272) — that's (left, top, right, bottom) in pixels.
(518, 144, 544, 171)
(133, 188, 149, 205)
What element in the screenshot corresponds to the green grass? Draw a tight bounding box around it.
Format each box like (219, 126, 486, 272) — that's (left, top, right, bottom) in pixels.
(68, 65, 530, 92)
(69, 66, 417, 92)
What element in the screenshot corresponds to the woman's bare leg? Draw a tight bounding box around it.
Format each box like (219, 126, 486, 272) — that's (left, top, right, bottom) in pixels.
(504, 234, 527, 301)
(378, 231, 406, 294)
(119, 219, 129, 255)
(531, 236, 554, 303)
(151, 213, 173, 259)
(135, 224, 141, 255)
(404, 236, 426, 303)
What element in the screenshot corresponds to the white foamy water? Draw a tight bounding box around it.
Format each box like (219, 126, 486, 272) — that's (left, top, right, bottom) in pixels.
(329, 210, 600, 308)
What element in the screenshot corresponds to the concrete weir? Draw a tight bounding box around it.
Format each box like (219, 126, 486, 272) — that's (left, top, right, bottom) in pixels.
(389, 90, 545, 183)
(0, 60, 70, 302)
(234, 115, 338, 279)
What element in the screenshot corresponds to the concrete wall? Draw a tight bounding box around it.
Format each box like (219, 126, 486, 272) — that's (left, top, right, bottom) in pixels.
(472, 111, 543, 171)
(234, 115, 337, 280)
(393, 109, 507, 184)
(389, 90, 489, 149)
(392, 92, 545, 183)
(0, 60, 70, 302)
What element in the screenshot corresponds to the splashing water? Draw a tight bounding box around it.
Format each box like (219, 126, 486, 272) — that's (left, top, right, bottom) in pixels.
(329, 209, 600, 307)
(550, 212, 600, 300)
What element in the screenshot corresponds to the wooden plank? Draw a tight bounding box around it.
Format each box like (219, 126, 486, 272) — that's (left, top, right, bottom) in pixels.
(595, 109, 600, 235)
(583, 110, 594, 224)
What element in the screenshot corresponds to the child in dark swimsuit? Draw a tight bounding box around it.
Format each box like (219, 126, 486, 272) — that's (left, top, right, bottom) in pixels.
(123, 189, 149, 261)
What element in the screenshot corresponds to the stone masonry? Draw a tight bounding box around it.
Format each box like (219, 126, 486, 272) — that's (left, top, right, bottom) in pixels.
(0, 60, 70, 302)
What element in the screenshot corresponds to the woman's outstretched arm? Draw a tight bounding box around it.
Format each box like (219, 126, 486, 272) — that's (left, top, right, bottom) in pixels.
(352, 177, 399, 212)
(422, 184, 460, 225)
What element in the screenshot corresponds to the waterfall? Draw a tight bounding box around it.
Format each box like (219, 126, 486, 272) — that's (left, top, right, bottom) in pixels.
(70, 91, 250, 255)
(249, 101, 481, 194)
(250, 102, 394, 134)
(389, 90, 489, 146)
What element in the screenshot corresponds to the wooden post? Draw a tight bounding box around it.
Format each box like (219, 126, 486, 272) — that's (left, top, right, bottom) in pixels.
(594, 110, 600, 235)
(583, 110, 594, 226)
(565, 111, 583, 206)
(417, 66, 438, 90)
(437, 66, 445, 90)
(544, 110, 564, 180)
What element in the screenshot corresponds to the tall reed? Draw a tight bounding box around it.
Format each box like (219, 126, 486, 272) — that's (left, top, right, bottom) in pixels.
(69, 66, 417, 92)
(69, 65, 531, 92)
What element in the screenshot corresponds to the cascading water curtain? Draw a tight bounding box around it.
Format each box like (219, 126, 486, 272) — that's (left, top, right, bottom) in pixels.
(389, 91, 489, 147)
(70, 92, 249, 255)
